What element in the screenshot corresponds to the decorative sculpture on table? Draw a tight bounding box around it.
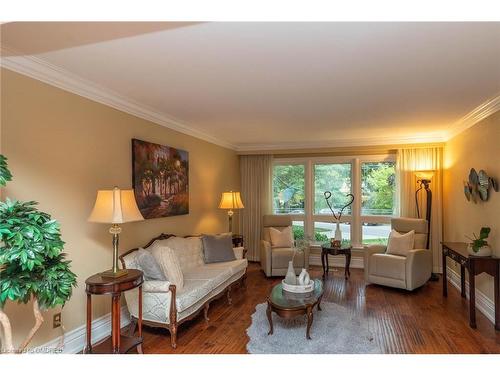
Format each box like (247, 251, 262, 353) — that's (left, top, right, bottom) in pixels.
(324, 191, 354, 245)
(283, 237, 313, 291)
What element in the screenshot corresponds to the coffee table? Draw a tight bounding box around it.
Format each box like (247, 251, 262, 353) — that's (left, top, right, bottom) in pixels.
(266, 279, 323, 339)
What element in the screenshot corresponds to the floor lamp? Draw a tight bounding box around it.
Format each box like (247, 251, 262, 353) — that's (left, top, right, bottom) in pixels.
(415, 170, 438, 281)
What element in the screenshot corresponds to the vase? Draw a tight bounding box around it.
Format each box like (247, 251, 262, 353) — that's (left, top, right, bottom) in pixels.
(298, 268, 310, 285)
(284, 261, 297, 285)
(467, 244, 492, 257)
(334, 220, 342, 242)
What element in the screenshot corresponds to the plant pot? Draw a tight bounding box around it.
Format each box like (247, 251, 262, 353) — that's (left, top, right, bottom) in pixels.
(467, 244, 492, 257)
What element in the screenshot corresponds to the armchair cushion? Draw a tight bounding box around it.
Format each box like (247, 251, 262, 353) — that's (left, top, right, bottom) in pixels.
(269, 226, 294, 248)
(369, 253, 406, 281)
(386, 229, 415, 257)
(271, 247, 297, 269)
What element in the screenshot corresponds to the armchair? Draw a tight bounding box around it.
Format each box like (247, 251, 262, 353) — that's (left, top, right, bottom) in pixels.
(260, 215, 309, 277)
(364, 217, 432, 291)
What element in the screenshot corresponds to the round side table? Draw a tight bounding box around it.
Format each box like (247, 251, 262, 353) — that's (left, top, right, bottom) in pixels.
(84, 269, 144, 354)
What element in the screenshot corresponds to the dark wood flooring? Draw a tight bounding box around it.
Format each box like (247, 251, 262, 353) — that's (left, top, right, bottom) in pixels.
(138, 263, 500, 354)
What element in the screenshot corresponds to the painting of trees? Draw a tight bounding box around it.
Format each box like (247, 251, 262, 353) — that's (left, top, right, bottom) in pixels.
(132, 139, 189, 219)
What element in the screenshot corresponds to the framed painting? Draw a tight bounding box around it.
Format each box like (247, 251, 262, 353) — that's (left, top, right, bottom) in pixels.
(132, 138, 189, 219)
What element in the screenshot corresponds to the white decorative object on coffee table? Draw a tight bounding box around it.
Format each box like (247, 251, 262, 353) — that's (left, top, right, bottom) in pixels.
(298, 268, 310, 286)
(282, 279, 315, 293)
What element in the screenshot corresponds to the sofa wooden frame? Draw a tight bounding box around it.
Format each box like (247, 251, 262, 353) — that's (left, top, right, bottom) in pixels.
(119, 233, 247, 349)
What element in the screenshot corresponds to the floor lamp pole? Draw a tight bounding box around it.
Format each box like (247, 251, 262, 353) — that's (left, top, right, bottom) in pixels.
(415, 179, 438, 281)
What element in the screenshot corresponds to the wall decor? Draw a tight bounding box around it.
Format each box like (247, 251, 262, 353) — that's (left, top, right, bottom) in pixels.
(132, 138, 189, 219)
(464, 168, 497, 203)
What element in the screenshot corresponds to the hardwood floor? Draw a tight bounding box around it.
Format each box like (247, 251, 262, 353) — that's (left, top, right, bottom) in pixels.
(138, 263, 500, 354)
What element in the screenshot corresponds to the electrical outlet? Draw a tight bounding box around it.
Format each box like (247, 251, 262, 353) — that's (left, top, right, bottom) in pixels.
(53, 313, 61, 328)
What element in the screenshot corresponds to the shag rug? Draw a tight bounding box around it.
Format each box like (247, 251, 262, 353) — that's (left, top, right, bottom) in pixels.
(246, 302, 381, 354)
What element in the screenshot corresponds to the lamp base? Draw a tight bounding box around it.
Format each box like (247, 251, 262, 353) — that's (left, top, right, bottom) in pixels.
(100, 268, 128, 279)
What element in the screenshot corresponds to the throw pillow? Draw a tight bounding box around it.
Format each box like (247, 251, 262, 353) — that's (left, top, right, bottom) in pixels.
(269, 226, 294, 248)
(386, 230, 415, 257)
(135, 248, 166, 281)
(151, 246, 184, 291)
(201, 233, 236, 263)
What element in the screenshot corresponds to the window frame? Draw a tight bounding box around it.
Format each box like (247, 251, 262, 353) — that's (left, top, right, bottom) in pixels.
(271, 154, 397, 249)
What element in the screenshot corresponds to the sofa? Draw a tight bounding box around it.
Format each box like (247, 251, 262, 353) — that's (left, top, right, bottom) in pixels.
(260, 215, 309, 277)
(364, 218, 432, 291)
(120, 234, 247, 348)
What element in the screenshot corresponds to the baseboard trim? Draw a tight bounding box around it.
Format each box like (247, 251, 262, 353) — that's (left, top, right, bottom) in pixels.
(446, 266, 495, 325)
(309, 254, 364, 269)
(32, 305, 131, 354)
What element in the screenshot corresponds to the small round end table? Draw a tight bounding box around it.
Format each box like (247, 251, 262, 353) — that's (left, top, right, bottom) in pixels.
(84, 269, 144, 354)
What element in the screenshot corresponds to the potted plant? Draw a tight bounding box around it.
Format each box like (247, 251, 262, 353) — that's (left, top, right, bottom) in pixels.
(0, 155, 77, 353)
(466, 227, 492, 256)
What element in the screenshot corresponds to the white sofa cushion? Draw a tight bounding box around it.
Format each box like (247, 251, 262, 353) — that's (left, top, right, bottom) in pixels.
(151, 246, 184, 291)
(386, 230, 415, 257)
(151, 236, 204, 271)
(135, 248, 166, 281)
(202, 258, 248, 277)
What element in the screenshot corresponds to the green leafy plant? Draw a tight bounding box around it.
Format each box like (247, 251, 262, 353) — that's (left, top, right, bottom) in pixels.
(0, 155, 13, 187)
(466, 227, 491, 253)
(0, 154, 76, 353)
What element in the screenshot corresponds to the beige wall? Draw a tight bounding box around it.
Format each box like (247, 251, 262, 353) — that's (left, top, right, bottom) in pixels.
(0, 68, 240, 349)
(443, 111, 500, 301)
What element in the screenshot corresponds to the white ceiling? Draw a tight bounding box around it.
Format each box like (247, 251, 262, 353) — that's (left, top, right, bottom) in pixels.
(2, 22, 500, 150)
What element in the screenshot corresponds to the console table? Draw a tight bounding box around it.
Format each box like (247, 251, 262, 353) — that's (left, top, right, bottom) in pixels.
(442, 242, 499, 330)
(84, 269, 144, 353)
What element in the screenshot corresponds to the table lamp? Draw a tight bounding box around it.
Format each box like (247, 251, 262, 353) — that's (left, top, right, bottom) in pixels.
(88, 187, 144, 278)
(218, 191, 244, 233)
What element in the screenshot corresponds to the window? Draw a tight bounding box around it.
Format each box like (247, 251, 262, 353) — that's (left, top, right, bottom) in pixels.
(314, 221, 351, 242)
(361, 223, 391, 245)
(314, 163, 352, 214)
(271, 156, 397, 248)
(292, 220, 305, 240)
(360, 161, 396, 245)
(361, 162, 396, 216)
(272, 164, 305, 214)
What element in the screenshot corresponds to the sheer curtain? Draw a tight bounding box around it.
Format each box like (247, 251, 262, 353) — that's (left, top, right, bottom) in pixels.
(397, 147, 443, 273)
(239, 155, 273, 261)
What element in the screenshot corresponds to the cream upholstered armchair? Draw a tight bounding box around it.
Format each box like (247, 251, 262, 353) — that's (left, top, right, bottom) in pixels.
(260, 215, 309, 277)
(364, 217, 432, 291)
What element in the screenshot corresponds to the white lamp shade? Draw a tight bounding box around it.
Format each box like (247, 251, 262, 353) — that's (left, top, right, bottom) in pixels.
(218, 191, 244, 210)
(88, 187, 144, 224)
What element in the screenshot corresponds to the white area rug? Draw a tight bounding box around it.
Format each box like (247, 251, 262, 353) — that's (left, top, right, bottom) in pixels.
(246, 302, 381, 354)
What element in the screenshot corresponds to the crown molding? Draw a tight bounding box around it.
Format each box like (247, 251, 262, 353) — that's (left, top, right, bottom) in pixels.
(235, 132, 447, 153)
(0, 45, 236, 150)
(445, 94, 500, 141)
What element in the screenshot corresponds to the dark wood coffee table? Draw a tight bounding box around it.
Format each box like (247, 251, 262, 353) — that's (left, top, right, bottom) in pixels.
(266, 279, 323, 339)
(321, 243, 352, 279)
